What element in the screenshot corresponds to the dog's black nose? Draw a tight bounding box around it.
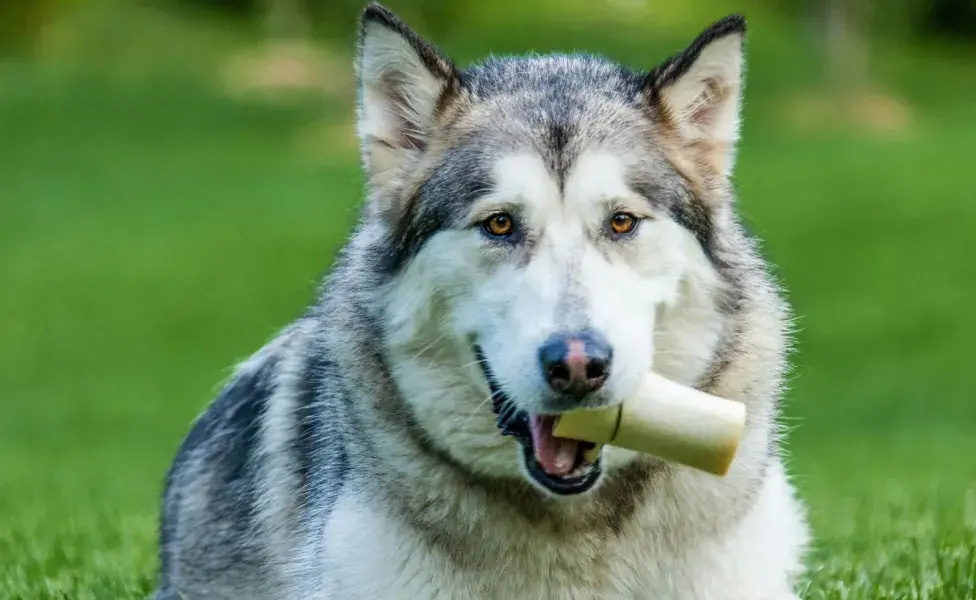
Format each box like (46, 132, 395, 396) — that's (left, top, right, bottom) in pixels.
(538, 330, 612, 399)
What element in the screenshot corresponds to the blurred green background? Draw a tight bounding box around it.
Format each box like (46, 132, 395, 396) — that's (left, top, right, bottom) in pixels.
(1, 0, 974, 598)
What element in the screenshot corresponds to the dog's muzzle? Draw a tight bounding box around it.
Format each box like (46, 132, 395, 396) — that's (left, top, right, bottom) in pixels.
(473, 345, 603, 496)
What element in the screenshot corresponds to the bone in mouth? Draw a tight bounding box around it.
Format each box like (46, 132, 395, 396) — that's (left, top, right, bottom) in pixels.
(553, 371, 746, 476)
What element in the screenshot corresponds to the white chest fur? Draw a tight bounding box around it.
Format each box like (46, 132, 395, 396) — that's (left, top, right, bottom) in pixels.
(309, 463, 807, 600)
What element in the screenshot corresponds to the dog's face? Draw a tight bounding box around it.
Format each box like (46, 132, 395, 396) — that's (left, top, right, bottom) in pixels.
(358, 4, 744, 496)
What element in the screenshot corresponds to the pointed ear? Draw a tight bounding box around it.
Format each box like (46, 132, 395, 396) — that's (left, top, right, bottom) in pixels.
(356, 4, 460, 190)
(648, 15, 746, 176)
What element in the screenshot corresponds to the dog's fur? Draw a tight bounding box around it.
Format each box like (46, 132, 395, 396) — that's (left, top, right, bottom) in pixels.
(155, 4, 810, 598)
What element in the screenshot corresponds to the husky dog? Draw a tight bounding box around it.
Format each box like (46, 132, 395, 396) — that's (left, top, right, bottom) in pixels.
(155, 3, 810, 599)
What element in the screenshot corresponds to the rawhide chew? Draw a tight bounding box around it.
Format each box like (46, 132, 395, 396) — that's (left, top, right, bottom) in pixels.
(552, 371, 746, 476)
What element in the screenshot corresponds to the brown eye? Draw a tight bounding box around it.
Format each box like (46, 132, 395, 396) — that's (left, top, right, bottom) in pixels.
(483, 213, 515, 238)
(610, 212, 638, 236)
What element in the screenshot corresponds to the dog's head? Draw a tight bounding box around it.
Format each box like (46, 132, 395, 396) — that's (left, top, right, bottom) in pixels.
(357, 3, 744, 496)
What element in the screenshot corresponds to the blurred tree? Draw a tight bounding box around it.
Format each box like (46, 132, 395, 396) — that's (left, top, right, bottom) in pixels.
(779, 0, 872, 89)
(823, 0, 870, 91)
(0, 0, 69, 54)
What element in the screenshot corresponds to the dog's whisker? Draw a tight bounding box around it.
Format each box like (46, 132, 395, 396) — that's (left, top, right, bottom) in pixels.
(463, 394, 495, 419)
(409, 334, 447, 362)
(457, 358, 489, 371)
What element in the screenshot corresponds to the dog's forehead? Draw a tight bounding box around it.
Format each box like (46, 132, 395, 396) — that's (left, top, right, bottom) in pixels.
(456, 55, 648, 146)
(491, 153, 559, 207)
(564, 152, 648, 208)
(450, 55, 679, 211)
(490, 150, 649, 215)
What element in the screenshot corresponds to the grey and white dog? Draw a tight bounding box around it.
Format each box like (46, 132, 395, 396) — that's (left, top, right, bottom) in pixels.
(155, 4, 810, 599)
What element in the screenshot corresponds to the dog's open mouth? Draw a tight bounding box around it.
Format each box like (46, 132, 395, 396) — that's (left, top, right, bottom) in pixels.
(474, 346, 603, 496)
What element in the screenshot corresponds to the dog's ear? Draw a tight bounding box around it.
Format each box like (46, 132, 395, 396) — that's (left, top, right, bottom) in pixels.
(356, 4, 460, 190)
(646, 15, 746, 176)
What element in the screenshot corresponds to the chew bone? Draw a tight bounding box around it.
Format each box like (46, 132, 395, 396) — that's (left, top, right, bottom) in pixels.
(552, 371, 746, 476)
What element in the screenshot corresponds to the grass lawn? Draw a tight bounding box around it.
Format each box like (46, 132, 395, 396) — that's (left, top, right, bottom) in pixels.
(1, 10, 975, 598)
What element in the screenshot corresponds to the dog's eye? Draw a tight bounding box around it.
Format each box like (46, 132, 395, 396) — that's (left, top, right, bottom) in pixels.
(609, 212, 639, 236)
(482, 213, 515, 238)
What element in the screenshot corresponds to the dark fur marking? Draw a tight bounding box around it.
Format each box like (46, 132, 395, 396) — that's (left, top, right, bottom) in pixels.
(380, 187, 437, 274)
(628, 172, 744, 319)
(158, 356, 278, 587)
(713, 273, 744, 316)
(697, 321, 741, 394)
(547, 120, 572, 192)
(380, 185, 424, 272)
(381, 143, 495, 274)
(595, 459, 666, 537)
(292, 354, 320, 508)
(298, 351, 350, 520)
(628, 176, 745, 317)
(669, 193, 719, 263)
(629, 178, 719, 264)
(434, 76, 463, 118)
(176, 357, 275, 502)
(221, 368, 274, 486)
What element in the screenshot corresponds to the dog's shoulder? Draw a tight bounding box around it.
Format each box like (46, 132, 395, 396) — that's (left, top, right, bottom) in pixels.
(157, 319, 346, 597)
(164, 322, 303, 495)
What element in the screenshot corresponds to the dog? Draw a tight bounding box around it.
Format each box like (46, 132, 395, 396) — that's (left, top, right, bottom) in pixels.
(155, 3, 810, 598)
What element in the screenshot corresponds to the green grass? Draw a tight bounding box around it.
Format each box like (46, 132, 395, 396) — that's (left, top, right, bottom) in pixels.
(2, 6, 975, 598)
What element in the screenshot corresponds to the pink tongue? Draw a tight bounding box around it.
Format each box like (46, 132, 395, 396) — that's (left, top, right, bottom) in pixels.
(529, 415, 580, 476)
